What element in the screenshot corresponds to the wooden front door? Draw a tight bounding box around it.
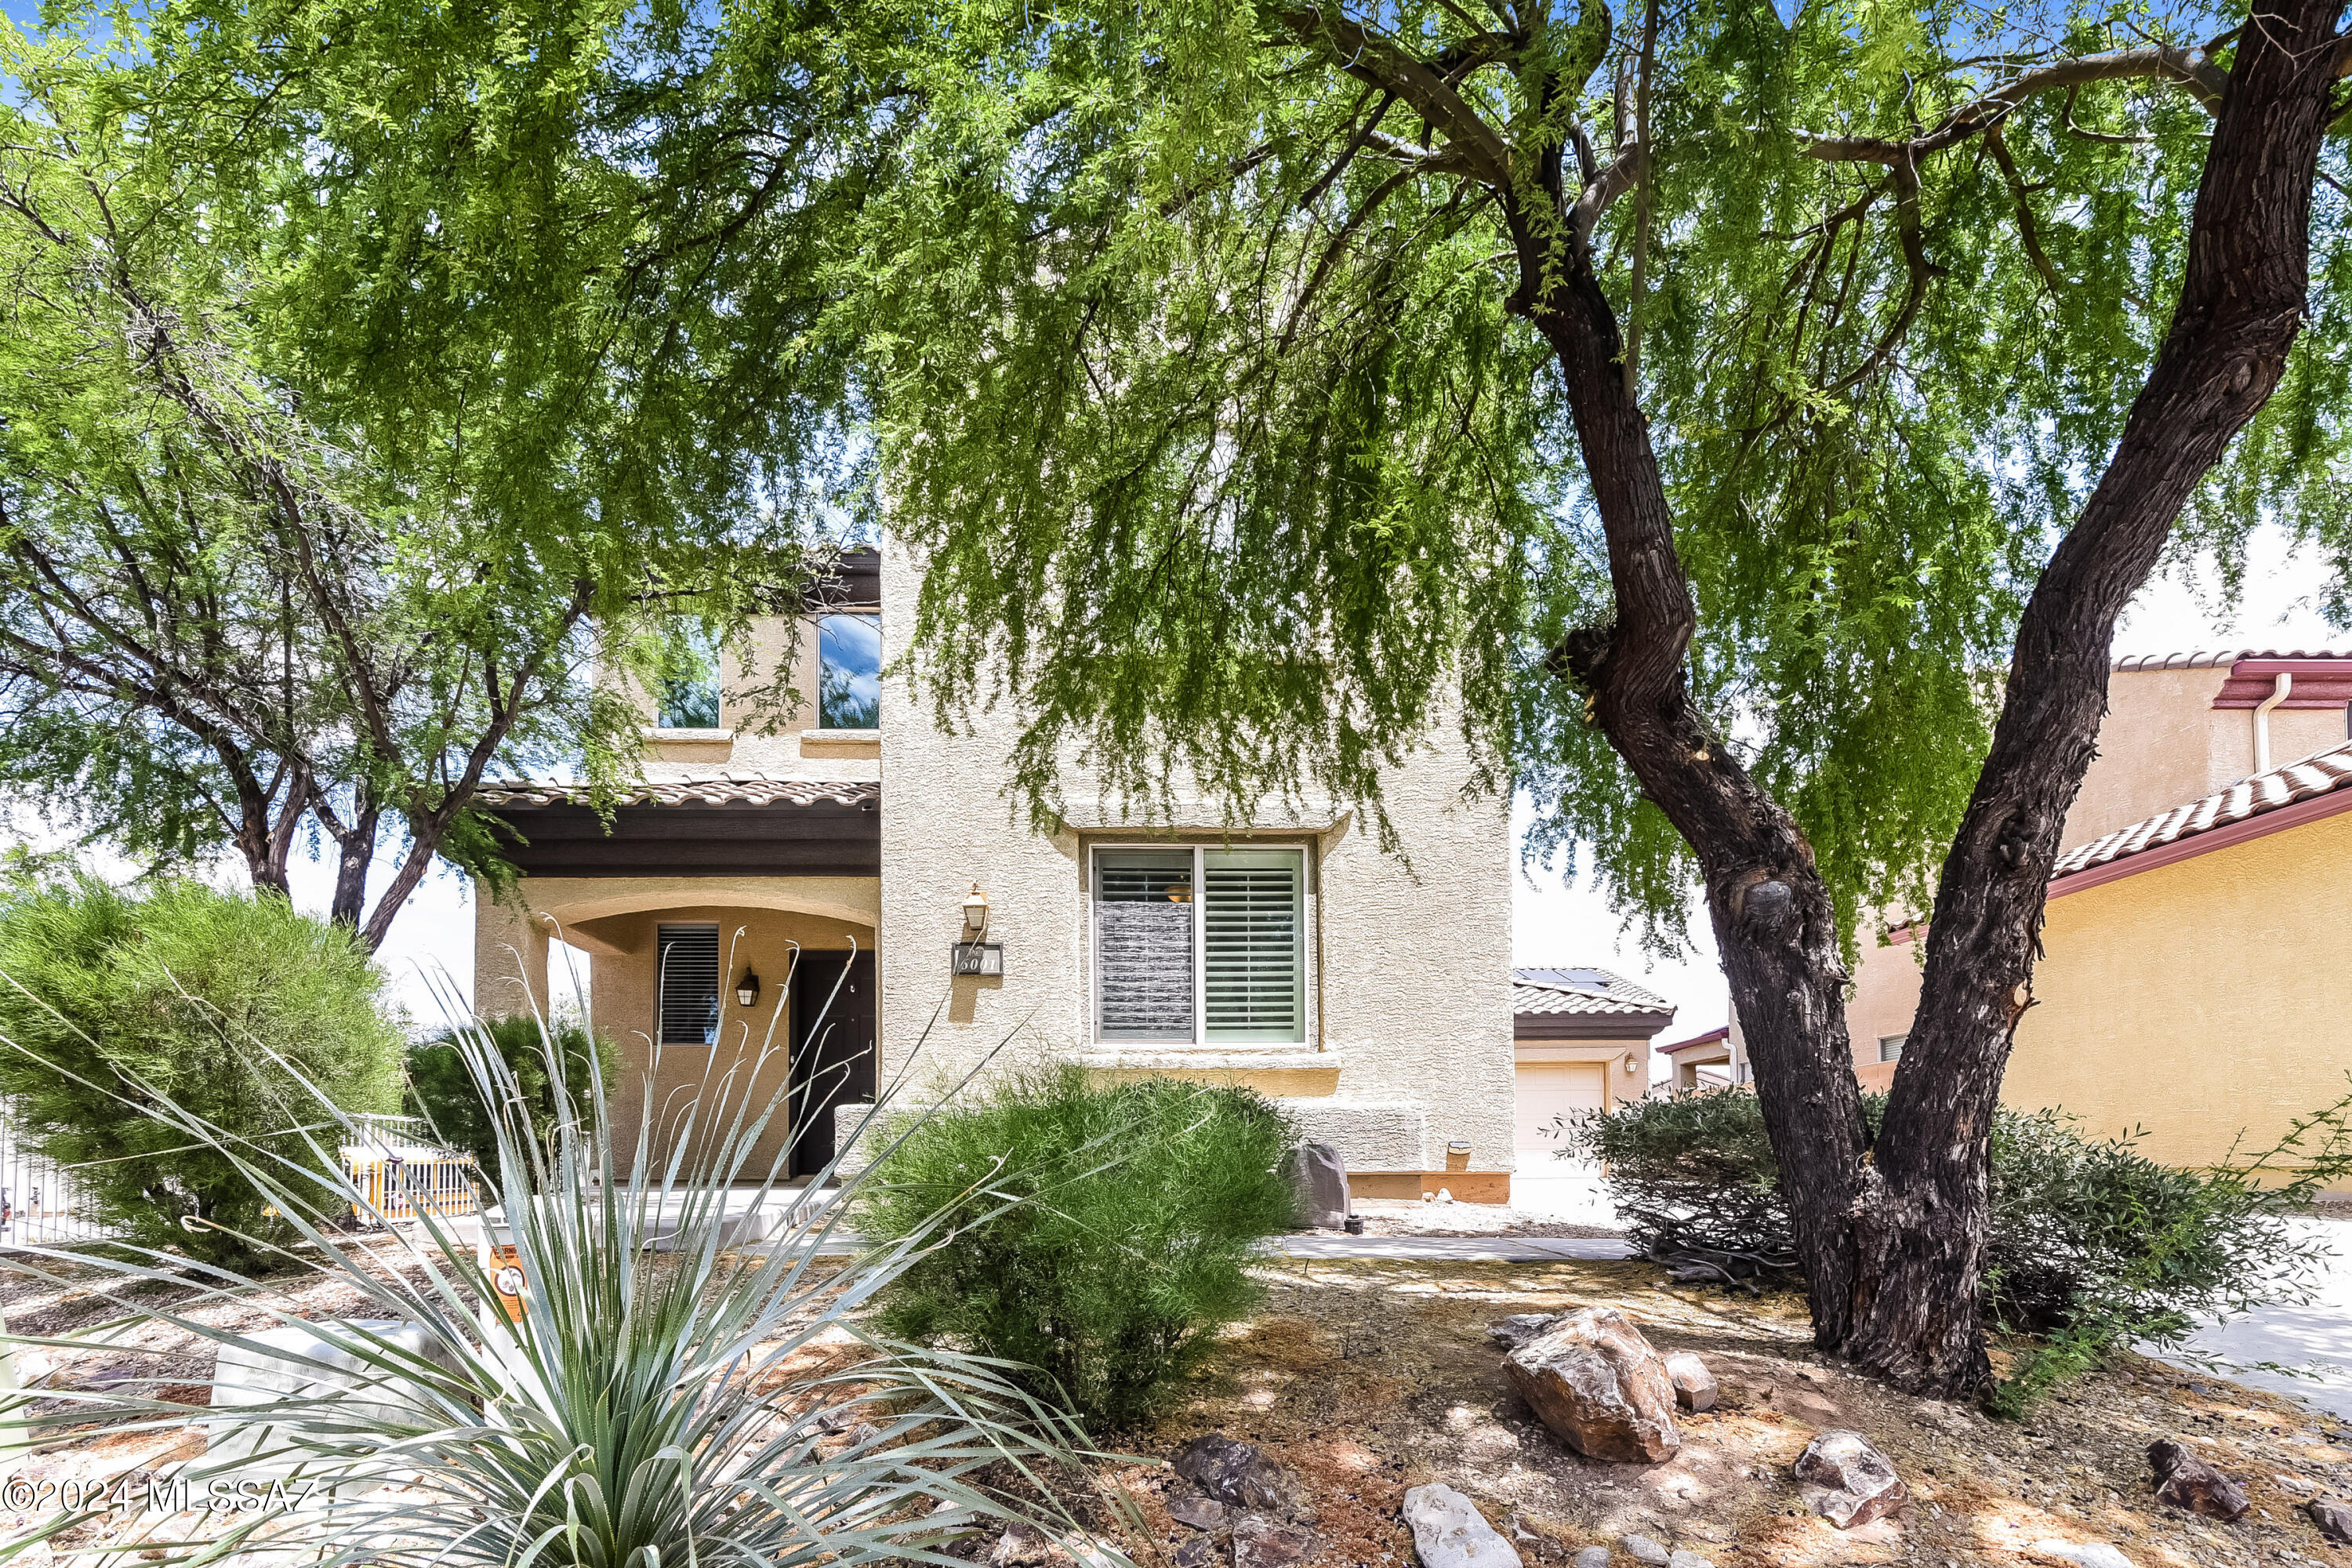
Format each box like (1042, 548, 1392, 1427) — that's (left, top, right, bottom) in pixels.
(789, 952, 877, 1178)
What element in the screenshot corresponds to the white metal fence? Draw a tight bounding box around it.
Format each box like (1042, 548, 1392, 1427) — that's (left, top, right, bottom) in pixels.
(0, 1109, 482, 1246)
(0, 1111, 107, 1247)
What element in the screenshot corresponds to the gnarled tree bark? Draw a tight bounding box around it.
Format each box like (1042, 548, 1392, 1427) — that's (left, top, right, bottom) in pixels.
(1291, 0, 2347, 1392)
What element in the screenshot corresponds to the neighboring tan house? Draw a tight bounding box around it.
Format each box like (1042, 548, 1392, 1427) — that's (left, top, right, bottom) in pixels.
(1846, 649, 2352, 1167)
(1658, 1025, 1745, 1093)
(1509, 968, 1674, 1179)
(469, 547, 1519, 1200)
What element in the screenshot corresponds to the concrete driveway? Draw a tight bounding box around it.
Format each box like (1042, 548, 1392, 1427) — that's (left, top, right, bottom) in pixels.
(2158, 1215, 2352, 1421)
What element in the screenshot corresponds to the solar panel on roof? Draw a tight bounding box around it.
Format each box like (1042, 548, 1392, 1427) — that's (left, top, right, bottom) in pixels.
(1515, 967, 1615, 989)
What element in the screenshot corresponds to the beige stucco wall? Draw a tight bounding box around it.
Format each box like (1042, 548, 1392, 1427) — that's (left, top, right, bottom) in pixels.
(1512, 1036, 1653, 1108)
(2001, 808, 2352, 1168)
(472, 877, 880, 1171)
(874, 543, 1517, 1181)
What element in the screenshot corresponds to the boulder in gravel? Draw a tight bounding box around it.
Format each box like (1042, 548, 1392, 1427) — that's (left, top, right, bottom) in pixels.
(1504, 1308, 1681, 1464)
(1400, 1485, 1521, 1568)
(1662, 1352, 1717, 1413)
(1666, 1553, 1714, 1568)
(1620, 1537, 1669, 1566)
(1173, 1436, 1308, 1522)
(1167, 1490, 1229, 1533)
(1792, 1430, 1908, 1530)
(1174, 1538, 1218, 1568)
(2032, 1542, 2133, 1568)
(1488, 1315, 1559, 1352)
(2307, 1500, 2352, 1544)
(2147, 1439, 2249, 1521)
(1285, 1142, 1351, 1230)
(1573, 1549, 1610, 1568)
(1233, 1518, 1319, 1568)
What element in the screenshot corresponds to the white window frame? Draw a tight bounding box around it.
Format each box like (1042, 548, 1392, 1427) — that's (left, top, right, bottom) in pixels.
(1086, 841, 1312, 1049)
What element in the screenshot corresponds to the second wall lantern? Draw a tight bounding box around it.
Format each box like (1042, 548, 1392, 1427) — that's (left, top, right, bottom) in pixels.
(735, 967, 760, 1008)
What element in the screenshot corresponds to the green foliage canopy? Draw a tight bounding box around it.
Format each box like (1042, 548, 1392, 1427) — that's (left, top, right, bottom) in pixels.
(811, 0, 2352, 945)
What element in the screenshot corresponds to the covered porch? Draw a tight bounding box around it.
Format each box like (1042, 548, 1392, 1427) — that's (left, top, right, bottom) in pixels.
(473, 779, 881, 1181)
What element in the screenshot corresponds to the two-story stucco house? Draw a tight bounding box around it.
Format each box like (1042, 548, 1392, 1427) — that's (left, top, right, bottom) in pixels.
(467, 547, 1519, 1200)
(1842, 648, 2352, 1168)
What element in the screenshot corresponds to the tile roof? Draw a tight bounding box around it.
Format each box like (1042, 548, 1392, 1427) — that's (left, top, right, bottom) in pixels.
(474, 777, 879, 809)
(1658, 1025, 1731, 1056)
(2053, 741, 2352, 880)
(2111, 648, 2352, 671)
(1511, 967, 1672, 1018)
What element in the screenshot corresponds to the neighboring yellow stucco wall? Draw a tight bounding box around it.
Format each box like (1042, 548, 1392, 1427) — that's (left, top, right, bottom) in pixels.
(2004, 809, 2352, 1169)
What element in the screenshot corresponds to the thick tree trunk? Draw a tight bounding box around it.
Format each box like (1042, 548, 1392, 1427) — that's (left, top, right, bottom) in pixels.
(1536, 0, 2342, 1392)
(1530, 269, 1871, 1349)
(1840, 0, 2346, 1392)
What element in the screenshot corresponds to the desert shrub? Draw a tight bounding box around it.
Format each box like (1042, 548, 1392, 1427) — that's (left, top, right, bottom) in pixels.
(0, 1011, 1105, 1568)
(855, 1065, 1299, 1427)
(405, 1014, 615, 1181)
(0, 874, 401, 1265)
(1562, 1088, 2352, 1409)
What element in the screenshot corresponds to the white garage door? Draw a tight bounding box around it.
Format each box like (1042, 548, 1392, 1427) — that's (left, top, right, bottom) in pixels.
(1516, 1062, 1607, 1154)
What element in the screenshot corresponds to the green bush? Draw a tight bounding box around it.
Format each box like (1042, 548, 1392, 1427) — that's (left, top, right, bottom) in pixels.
(0, 874, 401, 1265)
(854, 1065, 1299, 1428)
(405, 1014, 615, 1183)
(1563, 1088, 2352, 1408)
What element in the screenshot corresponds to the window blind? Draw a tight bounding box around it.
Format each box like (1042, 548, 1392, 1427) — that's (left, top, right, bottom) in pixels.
(657, 924, 721, 1044)
(1094, 851, 1195, 1040)
(1202, 851, 1302, 1041)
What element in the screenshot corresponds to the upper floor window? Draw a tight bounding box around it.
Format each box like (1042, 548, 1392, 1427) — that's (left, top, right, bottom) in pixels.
(1092, 845, 1305, 1045)
(1878, 1033, 1907, 1063)
(818, 614, 881, 729)
(656, 632, 720, 729)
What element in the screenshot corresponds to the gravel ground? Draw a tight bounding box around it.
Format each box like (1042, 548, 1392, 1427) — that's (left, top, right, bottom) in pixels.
(8, 1248, 2350, 1568)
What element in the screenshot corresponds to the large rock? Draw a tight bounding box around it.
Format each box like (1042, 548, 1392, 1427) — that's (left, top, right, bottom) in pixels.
(1285, 1142, 1351, 1230)
(1172, 1435, 1308, 1522)
(1662, 1352, 1717, 1413)
(1792, 1430, 1908, 1529)
(2147, 1439, 2249, 1520)
(1488, 1315, 1558, 1352)
(1619, 1537, 1668, 1566)
(2307, 1500, 2352, 1544)
(207, 1318, 463, 1479)
(1400, 1485, 1521, 1568)
(1504, 1308, 1681, 1463)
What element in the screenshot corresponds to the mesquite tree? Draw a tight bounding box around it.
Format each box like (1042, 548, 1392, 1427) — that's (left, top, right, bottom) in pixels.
(0, 22, 828, 946)
(832, 0, 2352, 1392)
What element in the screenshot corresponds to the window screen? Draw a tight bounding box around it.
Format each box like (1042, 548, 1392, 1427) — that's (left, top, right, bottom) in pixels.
(1094, 851, 1195, 1040)
(658, 924, 721, 1044)
(1878, 1033, 1907, 1063)
(1202, 850, 1302, 1042)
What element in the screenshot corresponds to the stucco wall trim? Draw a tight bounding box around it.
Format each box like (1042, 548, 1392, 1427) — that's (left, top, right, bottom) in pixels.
(2047, 781, 2352, 902)
(1076, 1050, 1341, 1071)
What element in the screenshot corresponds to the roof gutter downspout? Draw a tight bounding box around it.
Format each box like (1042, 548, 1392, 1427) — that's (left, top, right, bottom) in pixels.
(2256, 671, 2293, 774)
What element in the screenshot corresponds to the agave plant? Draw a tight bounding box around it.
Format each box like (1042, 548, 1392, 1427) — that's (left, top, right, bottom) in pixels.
(0, 938, 1131, 1568)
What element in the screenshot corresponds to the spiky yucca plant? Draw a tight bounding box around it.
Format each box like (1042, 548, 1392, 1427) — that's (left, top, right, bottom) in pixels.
(0, 946, 1128, 1568)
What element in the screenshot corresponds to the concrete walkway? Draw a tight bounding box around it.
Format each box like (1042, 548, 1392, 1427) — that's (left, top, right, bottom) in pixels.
(1271, 1234, 1634, 1261)
(2158, 1216, 2352, 1420)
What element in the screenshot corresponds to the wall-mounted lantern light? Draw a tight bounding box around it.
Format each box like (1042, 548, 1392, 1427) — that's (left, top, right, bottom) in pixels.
(962, 882, 990, 935)
(735, 967, 760, 1008)
(1624, 1053, 1640, 1075)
